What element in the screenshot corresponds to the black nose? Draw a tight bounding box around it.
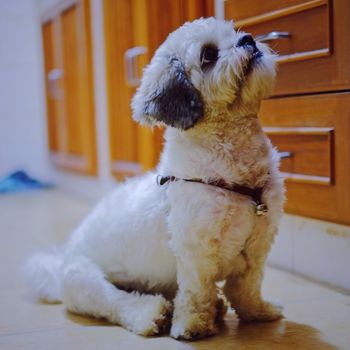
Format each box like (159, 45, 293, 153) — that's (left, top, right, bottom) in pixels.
(237, 34, 257, 49)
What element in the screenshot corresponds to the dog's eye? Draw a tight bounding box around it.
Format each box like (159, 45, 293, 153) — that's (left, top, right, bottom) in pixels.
(200, 45, 218, 70)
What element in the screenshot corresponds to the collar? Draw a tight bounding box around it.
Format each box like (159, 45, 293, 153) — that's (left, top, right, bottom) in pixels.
(156, 175, 268, 216)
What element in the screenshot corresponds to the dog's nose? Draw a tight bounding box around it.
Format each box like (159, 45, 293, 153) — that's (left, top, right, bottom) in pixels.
(237, 34, 257, 50)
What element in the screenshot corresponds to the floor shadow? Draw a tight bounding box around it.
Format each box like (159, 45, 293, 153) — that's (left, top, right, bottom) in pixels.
(190, 313, 339, 350)
(65, 309, 339, 349)
(65, 310, 115, 327)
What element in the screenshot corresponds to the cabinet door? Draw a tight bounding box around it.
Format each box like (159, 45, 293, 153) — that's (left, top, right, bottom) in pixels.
(104, 0, 213, 179)
(104, 0, 140, 179)
(224, 0, 350, 96)
(42, 0, 96, 175)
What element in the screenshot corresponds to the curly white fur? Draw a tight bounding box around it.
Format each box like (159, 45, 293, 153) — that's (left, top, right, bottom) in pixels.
(24, 18, 285, 340)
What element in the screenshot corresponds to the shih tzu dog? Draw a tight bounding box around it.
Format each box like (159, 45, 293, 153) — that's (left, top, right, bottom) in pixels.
(25, 18, 285, 340)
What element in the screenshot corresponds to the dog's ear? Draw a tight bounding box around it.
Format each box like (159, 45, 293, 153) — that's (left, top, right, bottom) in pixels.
(132, 57, 204, 130)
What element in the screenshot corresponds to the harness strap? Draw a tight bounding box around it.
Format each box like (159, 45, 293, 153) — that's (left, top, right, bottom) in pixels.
(156, 175, 268, 216)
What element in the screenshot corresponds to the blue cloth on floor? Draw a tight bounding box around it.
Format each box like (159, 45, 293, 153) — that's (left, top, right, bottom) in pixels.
(0, 171, 53, 193)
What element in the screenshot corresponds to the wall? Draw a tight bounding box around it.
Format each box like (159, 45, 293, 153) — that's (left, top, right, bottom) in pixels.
(0, 0, 114, 197)
(0, 0, 51, 180)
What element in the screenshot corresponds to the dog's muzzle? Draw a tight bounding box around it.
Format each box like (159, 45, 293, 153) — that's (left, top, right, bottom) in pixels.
(237, 34, 263, 75)
(238, 34, 262, 58)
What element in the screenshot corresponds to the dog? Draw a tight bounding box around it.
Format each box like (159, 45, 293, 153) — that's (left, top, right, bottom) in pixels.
(24, 17, 285, 340)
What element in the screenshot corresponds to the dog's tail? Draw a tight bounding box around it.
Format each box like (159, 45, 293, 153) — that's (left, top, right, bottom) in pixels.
(22, 249, 63, 303)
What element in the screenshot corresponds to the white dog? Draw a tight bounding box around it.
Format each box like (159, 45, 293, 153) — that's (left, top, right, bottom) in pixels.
(24, 18, 284, 340)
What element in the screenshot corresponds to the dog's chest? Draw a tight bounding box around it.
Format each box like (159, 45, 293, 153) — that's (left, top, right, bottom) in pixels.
(214, 191, 273, 280)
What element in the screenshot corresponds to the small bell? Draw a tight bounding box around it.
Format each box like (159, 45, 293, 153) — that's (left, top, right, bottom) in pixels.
(256, 203, 268, 216)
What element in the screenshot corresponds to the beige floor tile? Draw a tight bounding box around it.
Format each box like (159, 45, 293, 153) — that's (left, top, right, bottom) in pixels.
(0, 190, 349, 350)
(0, 326, 193, 350)
(262, 268, 350, 303)
(0, 289, 66, 335)
(0, 190, 92, 291)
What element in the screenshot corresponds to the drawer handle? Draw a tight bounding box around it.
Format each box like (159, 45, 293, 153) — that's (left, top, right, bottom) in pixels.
(278, 151, 293, 159)
(255, 31, 291, 42)
(124, 46, 147, 87)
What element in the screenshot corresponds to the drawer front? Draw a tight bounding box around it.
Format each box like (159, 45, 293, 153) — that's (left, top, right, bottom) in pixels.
(260, 92, 350, 225)
(243, 4, 330, 62)
(264, 127, 334, 184)
(225, 0, 308, 21)
(224, 0, 350, 95)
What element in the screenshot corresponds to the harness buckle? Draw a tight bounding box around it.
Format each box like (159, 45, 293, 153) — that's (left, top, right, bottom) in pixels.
(156, 175, 176, 186)
(255, 203, 268, 216)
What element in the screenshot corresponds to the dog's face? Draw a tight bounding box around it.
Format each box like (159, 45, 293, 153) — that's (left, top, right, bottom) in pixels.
(132, 18, 276, 130)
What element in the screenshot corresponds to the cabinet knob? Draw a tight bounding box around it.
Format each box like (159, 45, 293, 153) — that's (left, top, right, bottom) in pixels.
(255, 31, 291, 42)
(124, 46, 147, 87)
(47, 68, 63, 100)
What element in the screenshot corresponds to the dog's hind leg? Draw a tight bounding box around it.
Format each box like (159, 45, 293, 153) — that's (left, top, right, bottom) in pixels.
(62, 255, 172, 336)
(223, 223, 283, 322)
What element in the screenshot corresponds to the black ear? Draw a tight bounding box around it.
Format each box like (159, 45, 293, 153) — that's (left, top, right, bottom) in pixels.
(133, 58, 204, 130)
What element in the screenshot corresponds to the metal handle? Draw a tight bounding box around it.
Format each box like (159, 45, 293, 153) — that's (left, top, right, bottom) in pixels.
(124, 46, 147, 87)
(47, 68, 63, 99)
(255, 31, 291, 42)
(278, 151, 293, 159)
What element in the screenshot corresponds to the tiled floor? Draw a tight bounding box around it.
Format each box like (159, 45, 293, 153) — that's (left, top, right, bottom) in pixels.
(0, 189, 349, 350)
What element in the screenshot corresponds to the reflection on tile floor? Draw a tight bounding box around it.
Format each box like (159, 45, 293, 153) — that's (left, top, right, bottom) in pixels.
(0, 190, 349, 349)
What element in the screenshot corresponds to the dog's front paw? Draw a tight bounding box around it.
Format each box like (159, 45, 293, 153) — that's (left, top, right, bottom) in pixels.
(237, 301, 283, 323)
(170, 312, 218, 340)
(119, 294, 173, 336)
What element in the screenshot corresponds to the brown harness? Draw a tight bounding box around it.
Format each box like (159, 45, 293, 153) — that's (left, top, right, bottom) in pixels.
(156, 175, 268, 216)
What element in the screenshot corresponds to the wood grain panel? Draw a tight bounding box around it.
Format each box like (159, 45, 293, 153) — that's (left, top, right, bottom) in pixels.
(104, 0, 138, 167)
(77, 0, 97, 174)
(225, 0, 308, 21)
(132, 0, 157, 172)
(136, 0, 214, 172)
(42, 0, 97, 175)
(186, 0, 215, 20)
(61, 4, 84, 156)
(42, 21, 59, 152)
(233, 0, 326, 27)
(104, 0, 213, 179)
(225, 0, 350, 96)
(139, 0, 214, 171)
(242, 4, 329, 59)
(265, 127, 333, 183)
(260, 92, 350, 225)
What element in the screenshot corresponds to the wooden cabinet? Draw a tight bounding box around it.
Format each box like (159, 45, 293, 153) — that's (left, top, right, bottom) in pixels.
(42, 0, 96, 175)
(104, 0, 213, 179)
(225, 0, 350, 96)
(224, 0, 350, 224)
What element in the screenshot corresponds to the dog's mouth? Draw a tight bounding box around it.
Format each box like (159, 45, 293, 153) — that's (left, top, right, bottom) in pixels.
(231, 49, 264, 104)
(243, 50, 263, 77)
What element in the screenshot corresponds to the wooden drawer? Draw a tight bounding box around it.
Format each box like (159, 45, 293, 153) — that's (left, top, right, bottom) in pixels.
(242, 4, 329, 61)
(225, 0, 308, 21)
(260, 92, 350, 225)
(264, 127, 334, 184)
(224, 0, 350, 96)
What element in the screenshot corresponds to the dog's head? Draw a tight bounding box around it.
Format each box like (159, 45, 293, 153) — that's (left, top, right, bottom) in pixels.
(132, 17, 276, 130)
